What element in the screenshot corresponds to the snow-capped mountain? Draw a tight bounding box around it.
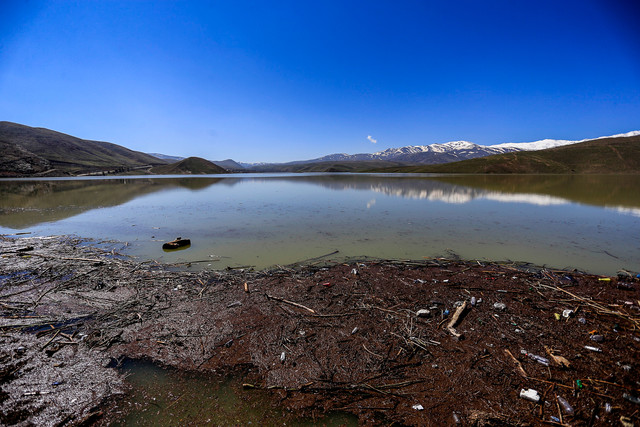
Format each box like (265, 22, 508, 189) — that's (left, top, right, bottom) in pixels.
(294, 140, 513, 165)
(493, 131, 640, 151)
(291, 131, 640, 166)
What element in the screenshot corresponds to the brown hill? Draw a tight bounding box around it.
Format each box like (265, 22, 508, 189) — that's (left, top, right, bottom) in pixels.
(0, 121, 167, 176)
(371, 134, 640, 174)
(150, 157, 227, 174)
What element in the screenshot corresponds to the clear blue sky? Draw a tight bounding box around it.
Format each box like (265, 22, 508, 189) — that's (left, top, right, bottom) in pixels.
(1, 1, 639, 163)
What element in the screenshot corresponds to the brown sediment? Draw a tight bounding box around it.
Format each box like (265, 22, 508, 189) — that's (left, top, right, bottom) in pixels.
(1, 235, 639, 425)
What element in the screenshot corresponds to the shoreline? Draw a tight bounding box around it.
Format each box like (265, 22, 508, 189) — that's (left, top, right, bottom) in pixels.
(1, 235, 639, 425)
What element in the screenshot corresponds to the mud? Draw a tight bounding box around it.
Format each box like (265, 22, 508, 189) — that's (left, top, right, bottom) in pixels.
(1, 235, 639, 426)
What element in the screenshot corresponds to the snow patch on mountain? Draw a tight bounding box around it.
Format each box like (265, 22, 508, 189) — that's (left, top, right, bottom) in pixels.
(492, 130, 640, 151)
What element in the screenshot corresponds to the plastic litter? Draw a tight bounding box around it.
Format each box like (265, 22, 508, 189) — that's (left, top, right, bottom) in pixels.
(280, 352, 286, 363)
(470, 296, 477, 306)
(578, 317, 586, 324)
(562, 309, 574, 318)
(493, 302, 506, 311)
(623, 393, 640, 405)
(584, 345, 602, 352)
(519, 388, 540, 403)
(590, 334, 604, 342)
(452, 412, 461, 423)
(416, 309, 431, 318)
(554, 313, 561, 321)
(557, 395, 574, 415)
(412, 404, 424, 411)
(521, 349, 550, 366)
(617, 270, 633, 280)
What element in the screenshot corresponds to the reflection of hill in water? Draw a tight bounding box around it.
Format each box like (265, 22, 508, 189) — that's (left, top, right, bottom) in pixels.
(0, 178, 224, 228)
(430, 175, 640, 212)
(2, 174, 639, 230)
(268, 174, 640, 212)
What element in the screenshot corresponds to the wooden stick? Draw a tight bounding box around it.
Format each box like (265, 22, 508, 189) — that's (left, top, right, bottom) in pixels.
(363, 344, 384, 359)
(41, 330, 60, 350)
(504, 349, 528, 377)
(266, 294, 316, 314)
(556, 396, 563, 424)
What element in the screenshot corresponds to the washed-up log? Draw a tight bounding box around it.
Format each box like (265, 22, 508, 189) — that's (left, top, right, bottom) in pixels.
(446, 300, 468, 339)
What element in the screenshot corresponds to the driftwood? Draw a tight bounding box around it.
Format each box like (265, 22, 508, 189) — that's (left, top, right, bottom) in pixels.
(446, 300, 468, 339)
(266, 294, 316, 314)
(544, 345, 571, 368)
(504, 349, 528, 377)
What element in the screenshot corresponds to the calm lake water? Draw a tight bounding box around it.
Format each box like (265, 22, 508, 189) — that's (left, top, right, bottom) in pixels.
(1, 173, 639, 275)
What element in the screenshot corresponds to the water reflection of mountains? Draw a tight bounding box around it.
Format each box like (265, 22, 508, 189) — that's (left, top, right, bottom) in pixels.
(284, 174, 640, 213)
(1, 174, 638, 229)
(0, 178, 224, 228)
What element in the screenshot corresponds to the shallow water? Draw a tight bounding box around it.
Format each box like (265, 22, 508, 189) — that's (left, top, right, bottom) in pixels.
(1, 173, 639, 274)
(113, 360, 358, 426)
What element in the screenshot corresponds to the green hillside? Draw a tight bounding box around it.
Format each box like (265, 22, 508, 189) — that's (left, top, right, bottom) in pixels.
(370, 135, 640, 174)
(0, 121, 167, 176)
(150, 157, 227, 174)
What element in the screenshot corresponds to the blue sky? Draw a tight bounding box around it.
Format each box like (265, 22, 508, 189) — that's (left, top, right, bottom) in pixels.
(1, 1, 639, 163)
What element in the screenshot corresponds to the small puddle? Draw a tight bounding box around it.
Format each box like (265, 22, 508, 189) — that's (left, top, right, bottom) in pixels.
(111, 360, 358, 426)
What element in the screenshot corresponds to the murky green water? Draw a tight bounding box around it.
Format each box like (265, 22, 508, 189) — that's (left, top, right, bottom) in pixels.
(112, 360, 357, 426)
(1, 173, 639, 274)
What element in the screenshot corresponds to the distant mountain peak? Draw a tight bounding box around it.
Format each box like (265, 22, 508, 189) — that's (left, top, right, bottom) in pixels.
(492, 130, 640, 151)
(244, 130, 640, 171)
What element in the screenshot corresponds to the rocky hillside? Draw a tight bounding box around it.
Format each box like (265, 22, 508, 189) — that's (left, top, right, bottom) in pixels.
(0, 121, 167, 176)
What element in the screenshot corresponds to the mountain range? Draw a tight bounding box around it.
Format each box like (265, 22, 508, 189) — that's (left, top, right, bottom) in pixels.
(243, 131, 640, 171)
(1, 120, 639, 176)
(373, 133, 640, 174)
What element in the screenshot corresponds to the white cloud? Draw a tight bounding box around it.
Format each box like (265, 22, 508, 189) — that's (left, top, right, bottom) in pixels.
(367, 135, 377, 144)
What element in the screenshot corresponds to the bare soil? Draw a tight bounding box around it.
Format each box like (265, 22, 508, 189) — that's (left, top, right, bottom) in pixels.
(1, 235, 639, 426)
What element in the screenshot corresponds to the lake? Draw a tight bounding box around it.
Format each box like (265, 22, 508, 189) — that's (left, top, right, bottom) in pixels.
(1, 173, 639, 275)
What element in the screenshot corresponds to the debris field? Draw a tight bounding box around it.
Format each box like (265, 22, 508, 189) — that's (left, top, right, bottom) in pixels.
(1, 235, 639, 426)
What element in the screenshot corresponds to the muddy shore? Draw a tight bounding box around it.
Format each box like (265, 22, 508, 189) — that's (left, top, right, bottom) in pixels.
(1, 235, 639, 426)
